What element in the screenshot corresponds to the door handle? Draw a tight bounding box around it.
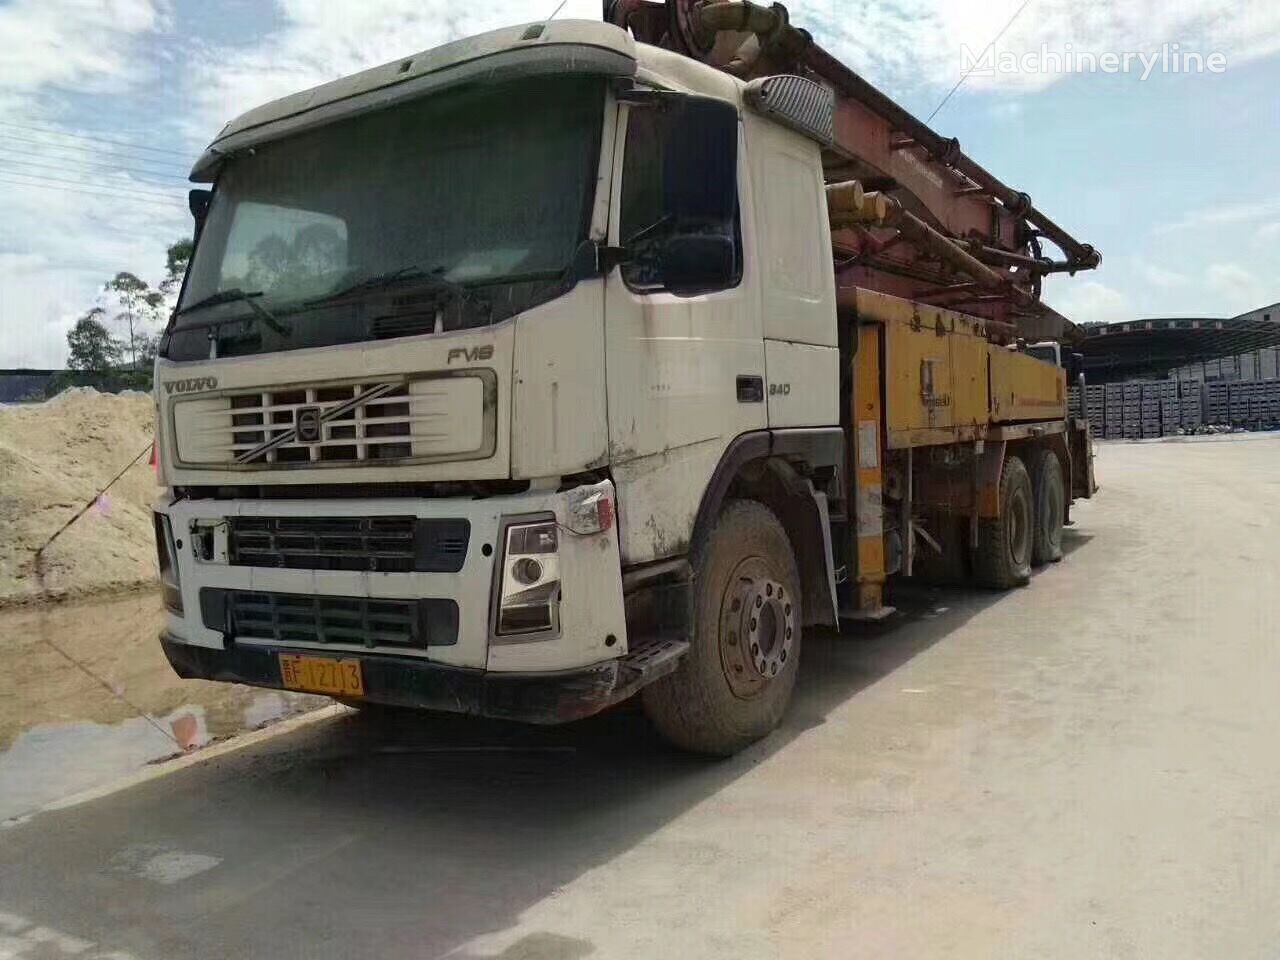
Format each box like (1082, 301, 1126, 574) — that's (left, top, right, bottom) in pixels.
(736, 375, 764, 403)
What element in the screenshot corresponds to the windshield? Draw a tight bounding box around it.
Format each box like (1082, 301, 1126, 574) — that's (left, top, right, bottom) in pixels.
(166, 77, 604, 360)
(1026, 345, 1060, 365)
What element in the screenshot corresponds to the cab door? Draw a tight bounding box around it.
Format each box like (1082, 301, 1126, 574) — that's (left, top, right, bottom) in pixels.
(603, 96, 766, 564)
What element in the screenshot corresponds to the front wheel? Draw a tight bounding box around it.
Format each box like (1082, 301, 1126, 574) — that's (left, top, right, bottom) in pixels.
(642, 500, 802, 756)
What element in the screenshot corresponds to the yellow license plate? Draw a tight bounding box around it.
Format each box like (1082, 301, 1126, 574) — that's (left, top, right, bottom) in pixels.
(279, 654, 364, 697)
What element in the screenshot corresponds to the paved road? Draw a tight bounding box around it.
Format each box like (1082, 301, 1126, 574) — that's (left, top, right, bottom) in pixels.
(2, 436, 1278, 959)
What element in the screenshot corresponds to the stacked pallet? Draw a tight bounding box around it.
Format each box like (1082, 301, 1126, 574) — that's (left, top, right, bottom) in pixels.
(1067, 385, 1107, 437)
(1142, 380, 1178, 438)
(1230, 382, 1250, 423)
(1122, 383, 1142, 439)
(1104, 384, 1124, 439)
(1180, 382, 1204, 429)
(1085, 385, 1105, 436)
(1206, 382, 1230, 424)
(1030, 378, 1277, 438)
(1239, 379, 1280, 427)
(1246, 382, 1262, 424)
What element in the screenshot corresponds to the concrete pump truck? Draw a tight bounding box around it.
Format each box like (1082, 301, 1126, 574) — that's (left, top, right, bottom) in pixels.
(153, 0, 1099, 754)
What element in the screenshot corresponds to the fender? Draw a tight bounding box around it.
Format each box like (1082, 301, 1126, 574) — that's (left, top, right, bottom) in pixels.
(690, 428, 843, 540)
(690, 428, 843, 626)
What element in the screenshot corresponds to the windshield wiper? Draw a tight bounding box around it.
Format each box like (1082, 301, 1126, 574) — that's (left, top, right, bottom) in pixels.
(169, 288, 292, 338)
(306, 266, 475, 306)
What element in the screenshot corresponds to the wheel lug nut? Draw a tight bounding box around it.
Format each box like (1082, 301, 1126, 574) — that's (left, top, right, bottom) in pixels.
(750, 618, 757, 630)
(751, 643, 759, 656)
(766, 584, 773, 597)
(755, 596, 762, 608)
(780, 649, 787, 662)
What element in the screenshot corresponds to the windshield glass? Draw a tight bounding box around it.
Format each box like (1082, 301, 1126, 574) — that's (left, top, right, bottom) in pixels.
(166, 77, 604, 360)
(1026, 345, 1060, 365)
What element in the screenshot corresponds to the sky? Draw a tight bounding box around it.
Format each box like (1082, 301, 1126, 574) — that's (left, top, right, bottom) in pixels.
(1, 0, 1278, 368)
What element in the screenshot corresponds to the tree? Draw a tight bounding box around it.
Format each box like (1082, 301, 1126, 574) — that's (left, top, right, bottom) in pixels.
(135, 331, 160, 369)
(66, 308, 122, 372)
(160, 238, 194, 296)
(242, 224, 344, 300)
(105, 272, 166, 369)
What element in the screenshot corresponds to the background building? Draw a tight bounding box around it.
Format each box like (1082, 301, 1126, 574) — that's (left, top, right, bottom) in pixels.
(1078, 301, 1280, 384)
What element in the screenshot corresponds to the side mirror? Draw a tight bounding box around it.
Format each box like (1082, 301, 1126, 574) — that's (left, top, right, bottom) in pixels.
(1068, 352, 1085, 381)
(659, 233, 736, 297)
(189, 189, 212, 240)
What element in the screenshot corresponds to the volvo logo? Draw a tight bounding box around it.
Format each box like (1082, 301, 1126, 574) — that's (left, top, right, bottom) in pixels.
(295, 406, 323, 443)
(164, 376, 218, 395)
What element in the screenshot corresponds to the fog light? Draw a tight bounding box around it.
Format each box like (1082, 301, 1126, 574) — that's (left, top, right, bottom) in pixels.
(511, 557, 543, 585)
(495, 519, 560, 640)
(153, 512, 184, 615)
(498, 581, 559, 635)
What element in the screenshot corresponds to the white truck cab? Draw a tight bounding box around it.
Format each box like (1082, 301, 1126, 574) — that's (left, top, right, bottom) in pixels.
(154, 20, 841, 750)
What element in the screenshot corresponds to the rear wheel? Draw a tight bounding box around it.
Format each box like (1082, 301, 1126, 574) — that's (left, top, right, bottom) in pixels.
(642, 500, 802, 756)
(973, 454, 1033, 589)
(1029, 449, 1065, 565)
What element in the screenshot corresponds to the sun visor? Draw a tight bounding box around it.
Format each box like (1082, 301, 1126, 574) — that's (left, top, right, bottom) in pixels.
(190, 22, 637, 182)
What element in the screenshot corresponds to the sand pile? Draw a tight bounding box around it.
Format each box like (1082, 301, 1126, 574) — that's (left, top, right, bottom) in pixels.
(0, 388, 158, 605)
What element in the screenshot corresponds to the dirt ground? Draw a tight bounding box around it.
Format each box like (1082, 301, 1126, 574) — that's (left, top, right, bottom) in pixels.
(0, 433, 1277, 959)
(0, 590, 316, 749)
(0, 389, 158, 605)
(0, 589, 323, 819)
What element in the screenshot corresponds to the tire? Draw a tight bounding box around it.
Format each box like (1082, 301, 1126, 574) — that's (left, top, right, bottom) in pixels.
(1028, 449, 1065, 566)
(642, 500, 802, 756)
(973, 454, 1033, 589)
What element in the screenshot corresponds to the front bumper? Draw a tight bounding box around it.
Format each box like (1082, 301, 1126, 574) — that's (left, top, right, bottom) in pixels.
(156, 482, 628, 674)
(160, 631, 686, 725)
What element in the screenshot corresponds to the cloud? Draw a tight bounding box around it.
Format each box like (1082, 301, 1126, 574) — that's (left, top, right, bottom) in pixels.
(1, 254, 80, 368)
(0, 0, 187, 367)
(1045, 278, 1134, 325)
(1205, 262, 1269, 314)
(1135, 260, 1188, 290)
(185, 1, 605, 139)
(1254, 222, 1280, 246)
(803, 0, 1280, 96)
(1154, 197, 1280, 236)
(0, 170, 187, 366)
(0, 0, 164, 103)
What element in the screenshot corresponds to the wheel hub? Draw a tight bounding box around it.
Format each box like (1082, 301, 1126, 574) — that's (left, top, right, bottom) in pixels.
(1008, 488, 1030, 566)
(719, 564, 796, 700)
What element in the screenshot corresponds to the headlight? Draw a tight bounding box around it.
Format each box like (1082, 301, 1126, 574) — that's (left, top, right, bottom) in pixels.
(153, 512, 184, 615)
(494, 518, 560, 640)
